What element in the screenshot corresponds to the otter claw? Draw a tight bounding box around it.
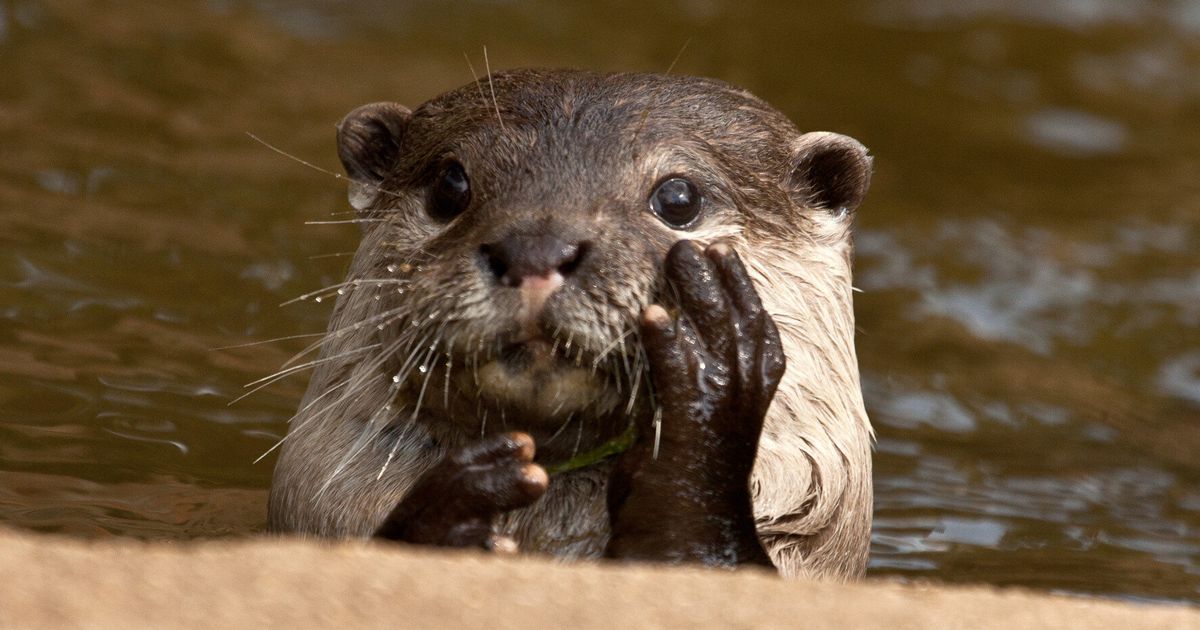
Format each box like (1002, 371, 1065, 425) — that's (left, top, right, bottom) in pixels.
(487, 534, 520, 554)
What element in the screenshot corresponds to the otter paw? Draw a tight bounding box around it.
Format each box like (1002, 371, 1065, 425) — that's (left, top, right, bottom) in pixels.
(644, 239, 786, 471)
(605, 240, 784, 567)
(604, 240, 782, 564)
(374, 432, 547, 550)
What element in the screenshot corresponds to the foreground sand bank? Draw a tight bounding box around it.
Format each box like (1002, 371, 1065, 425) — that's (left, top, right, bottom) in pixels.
(0, 527, 1194, 629)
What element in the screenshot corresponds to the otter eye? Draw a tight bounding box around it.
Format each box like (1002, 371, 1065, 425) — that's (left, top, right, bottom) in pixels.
(649, 177, 701, 228)
(428, 160, 471, 221)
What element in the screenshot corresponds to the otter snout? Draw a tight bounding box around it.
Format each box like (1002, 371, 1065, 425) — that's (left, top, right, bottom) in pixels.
(480, 231, 594, 338)
(479, 234, 591, 288)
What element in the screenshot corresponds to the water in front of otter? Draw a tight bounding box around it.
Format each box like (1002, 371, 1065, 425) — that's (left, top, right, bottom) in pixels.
(0, 0, 1197, 603)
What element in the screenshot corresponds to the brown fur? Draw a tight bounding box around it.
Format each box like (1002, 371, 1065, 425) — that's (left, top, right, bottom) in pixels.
(268, 69, 874, 580)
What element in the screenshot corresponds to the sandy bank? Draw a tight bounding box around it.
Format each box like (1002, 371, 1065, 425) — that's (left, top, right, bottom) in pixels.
(0, 527, 1194, 629)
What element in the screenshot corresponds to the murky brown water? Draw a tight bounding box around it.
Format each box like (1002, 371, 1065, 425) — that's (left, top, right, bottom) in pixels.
(1, 0, 1197, 603)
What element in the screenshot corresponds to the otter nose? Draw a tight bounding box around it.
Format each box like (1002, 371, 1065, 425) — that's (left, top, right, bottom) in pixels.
(480, 235, 590, 287)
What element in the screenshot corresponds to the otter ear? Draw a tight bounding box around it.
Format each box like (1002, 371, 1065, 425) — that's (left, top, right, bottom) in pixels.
(787, 132, 873, 216)
(336, 102, 411, 211)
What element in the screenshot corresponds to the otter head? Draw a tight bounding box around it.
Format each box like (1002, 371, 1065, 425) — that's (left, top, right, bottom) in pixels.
(329, 70, 871, 461)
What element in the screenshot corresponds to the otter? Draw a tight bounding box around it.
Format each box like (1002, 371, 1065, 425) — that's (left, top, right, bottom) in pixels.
(267, 69, 874, 580)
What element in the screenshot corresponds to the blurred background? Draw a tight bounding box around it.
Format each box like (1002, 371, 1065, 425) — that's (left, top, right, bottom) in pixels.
(0, 0, 1197, 603)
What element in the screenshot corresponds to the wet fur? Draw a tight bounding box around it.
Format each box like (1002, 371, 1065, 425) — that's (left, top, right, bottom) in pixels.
(268, 69, 874, 580)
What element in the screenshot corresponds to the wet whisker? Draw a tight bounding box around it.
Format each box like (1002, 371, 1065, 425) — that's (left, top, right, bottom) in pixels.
(231, 344, 380, 406)
(211, 332, 326, 352)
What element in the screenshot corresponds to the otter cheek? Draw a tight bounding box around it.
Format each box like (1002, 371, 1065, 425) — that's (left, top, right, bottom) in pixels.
(475, 361, 607, 422)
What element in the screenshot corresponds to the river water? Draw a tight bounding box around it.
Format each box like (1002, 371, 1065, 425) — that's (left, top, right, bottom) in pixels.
(1, 0, 1197, 603)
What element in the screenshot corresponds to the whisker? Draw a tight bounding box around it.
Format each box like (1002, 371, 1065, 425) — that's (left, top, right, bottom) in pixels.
(210, 332, 326, 351)
(304, 218, 384, 226)
(443, 349, 453, 409)
(317, 401, 399, 498)
(308, 251, 357, 260)
(651, 405, 663, 460)
(547, 412, 575, 443)
(463, 51, 490, 111)
(294, 378, 352, 419)
(230, 344, 379, 406)
(572, 415, 584, 458)
(244, 343, 378, 388)
(625, 359, 641, 415)
(247, 132, 348, 180)
(665, 37, 692, 75)
(591, 326, 635, 370)
(245, 132, 405, 200)
(277, 303, 414, 370)
(252, 378, 351, 463)
(403, 339, 443, 437)
(287, 330, 415, 436)
(483, 46, 505, 131)
(281, 278, 408, 307)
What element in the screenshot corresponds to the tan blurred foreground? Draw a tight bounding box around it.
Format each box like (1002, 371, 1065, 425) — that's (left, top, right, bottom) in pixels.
(0, 527, 1195, 629)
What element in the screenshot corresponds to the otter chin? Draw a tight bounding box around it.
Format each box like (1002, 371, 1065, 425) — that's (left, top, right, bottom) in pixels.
(473, 343, 612, 423)
(268, 69, 875, 580)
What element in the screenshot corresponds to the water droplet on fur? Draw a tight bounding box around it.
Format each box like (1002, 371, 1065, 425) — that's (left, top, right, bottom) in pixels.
(386, 264, 398, 273)
(392, 375, 401, 383)
(374, 295, 381, 301)
(336, 288, 346, 295)
(418, 365, 428, 374)
(377, 324, 385, 330)
(314, 296, 323, 303)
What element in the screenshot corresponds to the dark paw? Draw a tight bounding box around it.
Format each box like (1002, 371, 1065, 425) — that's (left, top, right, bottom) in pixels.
(605, 240, 785, 568)
(642, 239, 786, 473)
(375, 432, 548, 551)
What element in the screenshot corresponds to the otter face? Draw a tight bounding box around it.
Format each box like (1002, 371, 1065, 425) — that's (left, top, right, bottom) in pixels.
(330, 70, 871, 458)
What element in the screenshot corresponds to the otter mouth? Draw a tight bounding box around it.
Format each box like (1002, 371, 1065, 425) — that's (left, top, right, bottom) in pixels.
(462, 325, 623, 428)
(465, 329, 639, 461)
(497, 335, 562, 371)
